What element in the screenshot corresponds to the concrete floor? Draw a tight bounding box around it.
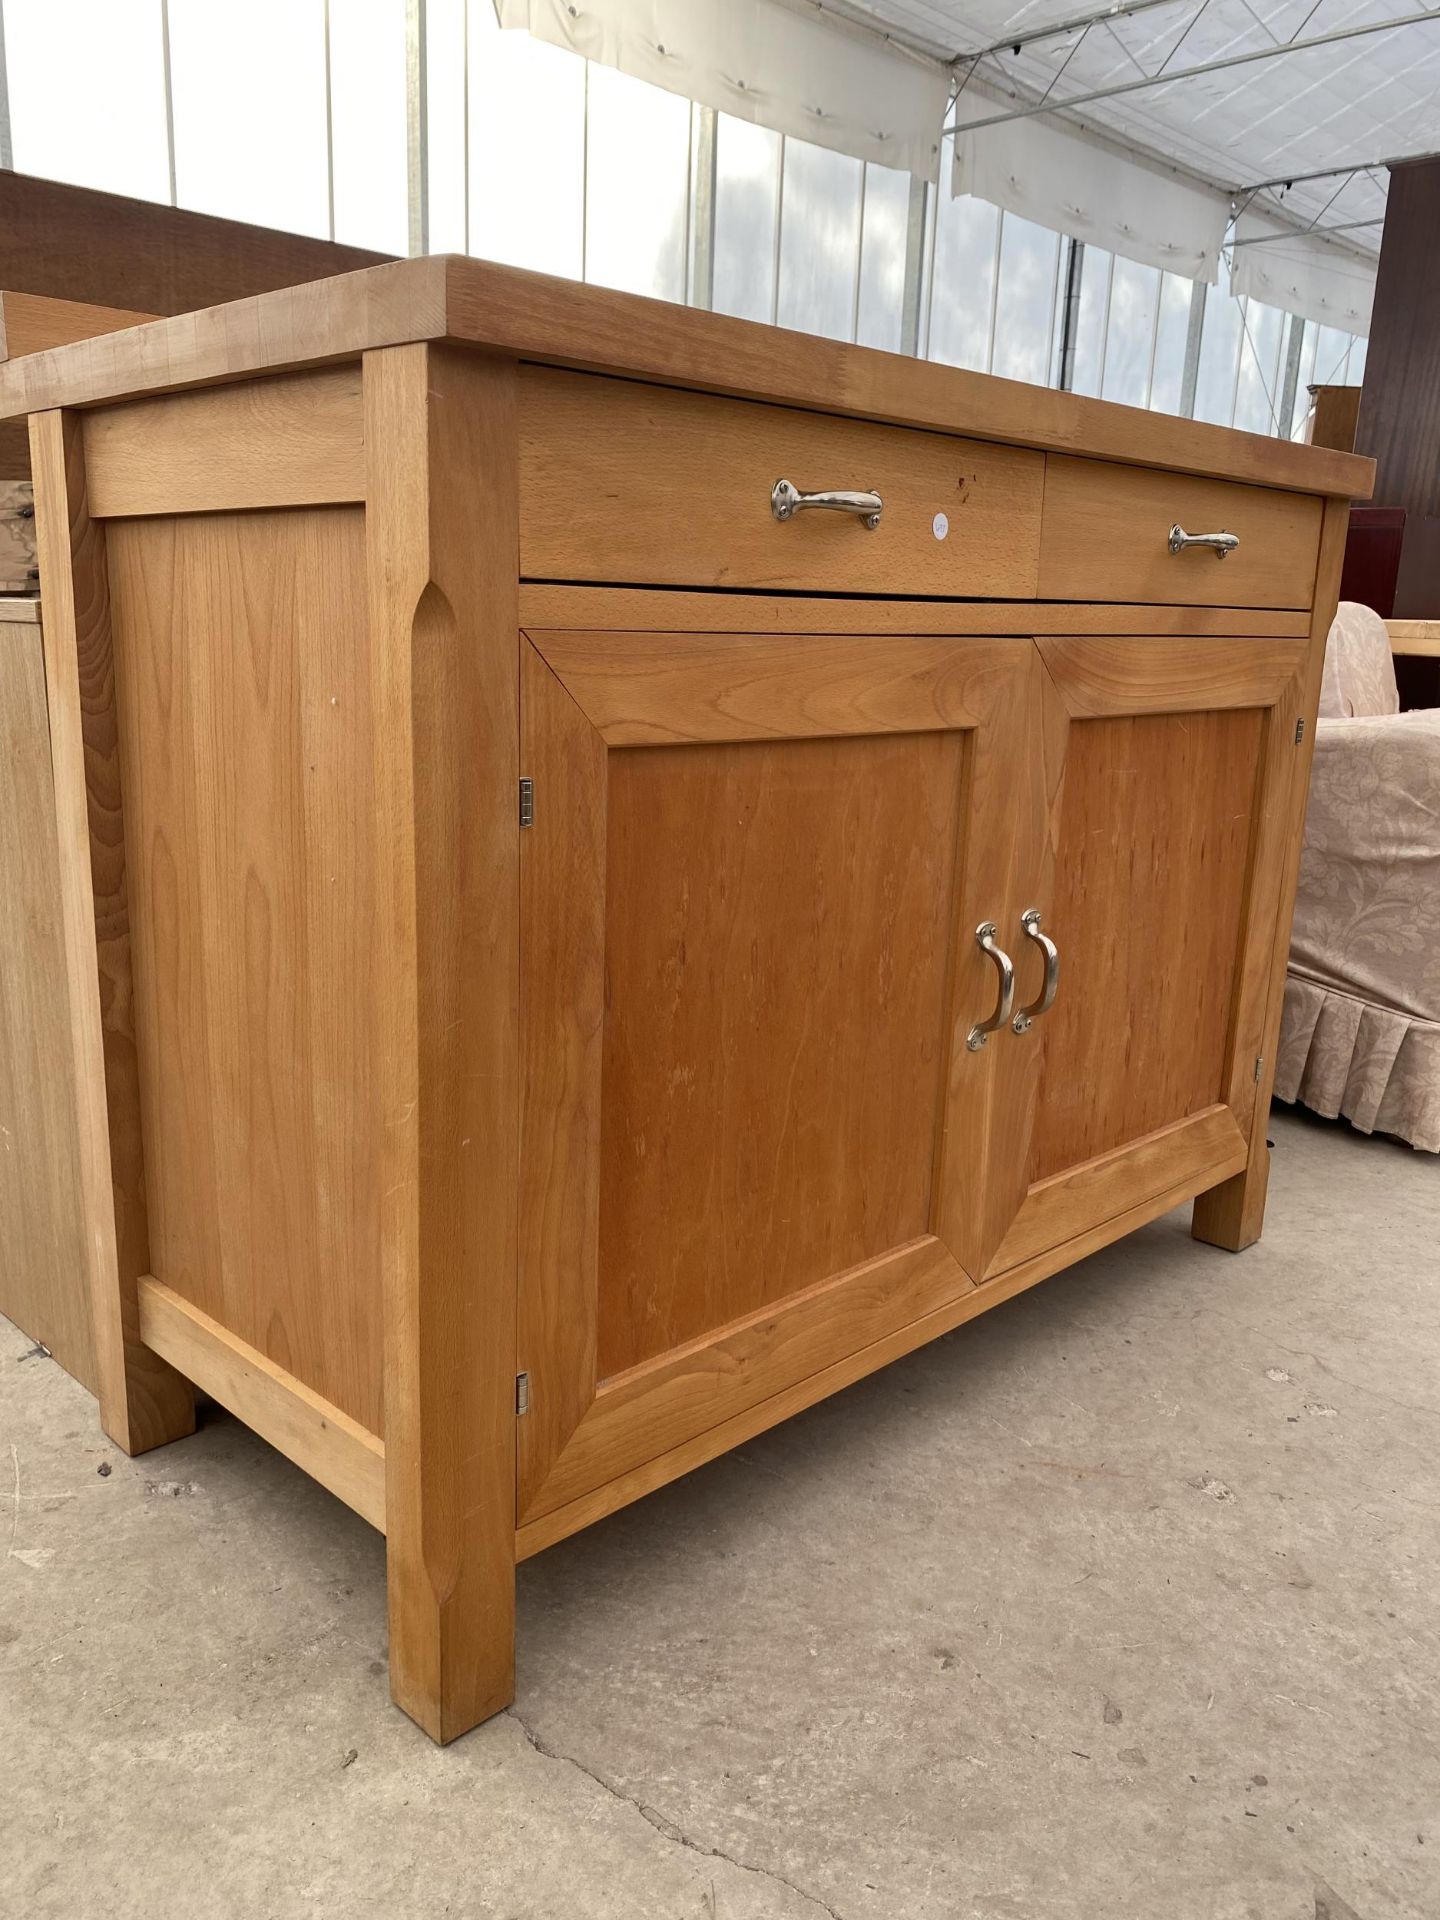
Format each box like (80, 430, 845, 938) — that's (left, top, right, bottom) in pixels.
(2, 1105, 1437, 1920)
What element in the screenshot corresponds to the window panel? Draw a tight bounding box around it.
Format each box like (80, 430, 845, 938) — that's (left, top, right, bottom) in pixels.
(713, 114, 781, 324)
(928, 191, 998, 372)
(584, 67, 691, 301)
(776, 137, 864, 343)
(856, 163, 911, 354)
(1149, 272, 1192, 415)
(169, 0, 330, 234)
(1068, 245, 1112, 398)
(1193, 253, 1242, 427)
(2, 0, 170, 201)
(1314, 325, 1353, 386)
(1099, 256, 1158, 408)
(427, 0, 470, 252)
(1233, 297, 1285, 435)
(468, 5, 584, 277)
(1347, 334, 1369, 386)
(329, 0, 409, 254)
(992, 213, 1059, 388)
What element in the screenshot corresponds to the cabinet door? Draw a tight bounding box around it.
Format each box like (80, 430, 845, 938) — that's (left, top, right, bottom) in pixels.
(980, 633, 1308, 1280)
(516, 625, 1039, 1531)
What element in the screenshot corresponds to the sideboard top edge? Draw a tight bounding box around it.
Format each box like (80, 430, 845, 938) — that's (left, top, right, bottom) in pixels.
(0, 253, 1375, 501)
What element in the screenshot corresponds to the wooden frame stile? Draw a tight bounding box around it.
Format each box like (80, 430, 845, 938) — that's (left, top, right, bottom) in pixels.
(363, 342, 521, 1743)
(27, 408, 195, 1455)
(1192, 496, 1352, 1252)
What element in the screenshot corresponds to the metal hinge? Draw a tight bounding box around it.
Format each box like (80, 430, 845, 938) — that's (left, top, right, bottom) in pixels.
(519, 777, 534, 828)
(516, 1371, 530, 1416)
(1294, 718, 1305, 744)
(1254, 1055, 1265, 1083)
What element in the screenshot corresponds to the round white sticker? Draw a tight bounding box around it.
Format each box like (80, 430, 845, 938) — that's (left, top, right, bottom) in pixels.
(932, 512, 950, 541)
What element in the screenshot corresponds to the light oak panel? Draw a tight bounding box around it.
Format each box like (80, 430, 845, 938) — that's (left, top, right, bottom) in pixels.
(0, 257, 1373, 497)
(0, 608, 94, 1389)
(528, 629, 1026, 744)
(138, 1276, 385, 1531)
(987, 1105, 1247, 1278)
(84, 367, 365, 518)
(104, 507, 382, 1430)
(28, 410, 194, 1456)
(1039, 456, 1325, 609)
(1027, 705, 1265, 1183)
(365, 344, 520, 1745)
(1193, 496, 1351, 1251)
(518, 584, 1313, 638)
(520, 367, 1043, 596)
(1037, 633, 1305, 716)
(597, 729, 964, 1376)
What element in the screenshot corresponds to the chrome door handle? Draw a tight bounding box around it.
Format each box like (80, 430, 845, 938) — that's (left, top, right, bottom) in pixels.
(1012, 909, 1059, 1034)
(966, 922, 1016, 1051)
(1168, 523, 1238, 559)
(772, 478, 883, 530)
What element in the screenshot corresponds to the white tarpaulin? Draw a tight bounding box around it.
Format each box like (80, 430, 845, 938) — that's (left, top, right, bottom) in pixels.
(495, 0, 950, 180)
(952, 94, 1230, 283)
(1231, 211, 1375, 335)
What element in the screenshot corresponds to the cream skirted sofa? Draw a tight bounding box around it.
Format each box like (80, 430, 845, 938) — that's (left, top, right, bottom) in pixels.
(1275, 602, 1440, 1151)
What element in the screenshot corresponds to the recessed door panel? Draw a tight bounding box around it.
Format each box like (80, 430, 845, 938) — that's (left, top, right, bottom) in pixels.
(981, 634, 1308, 1279)
(598, 731, 964, 1377)
(1030, 707, 1263, 1184)
(517, 624, 1035, 1524)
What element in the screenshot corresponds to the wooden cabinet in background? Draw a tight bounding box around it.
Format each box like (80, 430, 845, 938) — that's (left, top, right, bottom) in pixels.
(0, 255, 1370, 1744)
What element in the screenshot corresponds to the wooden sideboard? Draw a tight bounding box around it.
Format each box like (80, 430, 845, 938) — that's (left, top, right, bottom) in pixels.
(0, 256, 1372, 1744)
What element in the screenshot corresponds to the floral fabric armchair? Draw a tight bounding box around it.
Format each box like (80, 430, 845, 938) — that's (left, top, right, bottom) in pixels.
(1275, 602, 1440, 1150)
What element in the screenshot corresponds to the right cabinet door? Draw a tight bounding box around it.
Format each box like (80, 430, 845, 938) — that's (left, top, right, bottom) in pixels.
(984, 630, 1310, 1280)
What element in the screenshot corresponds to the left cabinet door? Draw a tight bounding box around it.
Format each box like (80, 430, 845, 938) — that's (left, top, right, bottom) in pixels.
(515, 622, 1041, 1534)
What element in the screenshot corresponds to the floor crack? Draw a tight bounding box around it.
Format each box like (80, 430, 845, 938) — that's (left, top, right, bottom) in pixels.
(507, 1706, 846, 1920)
(1196, 1309, 1440, 1424)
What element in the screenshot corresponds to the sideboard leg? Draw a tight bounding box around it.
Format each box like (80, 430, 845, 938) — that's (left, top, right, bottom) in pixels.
(366, 342, 521, 1741)
(1192, 1148, 1270, 1253)
(28, 408, 194, 1455)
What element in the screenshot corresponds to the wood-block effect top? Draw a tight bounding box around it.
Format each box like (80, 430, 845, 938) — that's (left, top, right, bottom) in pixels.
(0, 255, 1374, 500)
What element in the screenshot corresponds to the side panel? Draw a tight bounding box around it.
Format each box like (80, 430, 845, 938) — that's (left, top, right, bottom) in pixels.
(0, 608, 94, 1388)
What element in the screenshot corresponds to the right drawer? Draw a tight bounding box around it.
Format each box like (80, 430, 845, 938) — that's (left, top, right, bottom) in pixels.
(1038, 454, 1323, 610)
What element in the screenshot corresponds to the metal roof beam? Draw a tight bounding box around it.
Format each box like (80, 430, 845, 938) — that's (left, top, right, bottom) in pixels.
(945, 8, 1440, 134)
(951, 0, 1187, 64)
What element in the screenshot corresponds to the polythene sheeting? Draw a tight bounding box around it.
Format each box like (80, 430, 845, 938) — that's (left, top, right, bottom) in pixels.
(496, 0, 949, 179)
(952, 84, 1230, 282)
(1231, 209, 1375, 333)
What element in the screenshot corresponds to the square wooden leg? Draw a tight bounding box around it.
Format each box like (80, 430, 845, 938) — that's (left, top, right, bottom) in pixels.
(367, 342, 520, 1742)
(1192, 1143, 1270, 1253)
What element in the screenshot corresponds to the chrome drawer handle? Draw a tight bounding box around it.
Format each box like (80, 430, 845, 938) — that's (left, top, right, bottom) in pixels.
(966, 922, 1016, 1052)
(771, 478, 883, 530)
(1168, 523, 1239, 559)
(1012, 909, 1059, 1035)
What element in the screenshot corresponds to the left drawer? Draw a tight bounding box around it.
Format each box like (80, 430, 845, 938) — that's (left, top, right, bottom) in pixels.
(518, 366, 1044, 598)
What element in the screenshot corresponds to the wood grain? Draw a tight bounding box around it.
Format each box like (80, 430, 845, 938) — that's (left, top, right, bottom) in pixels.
(1037, 634, 1304, 717)
(0, 254, 1375, 499)
(104, 508, 382, 1427)
(517, 622, 1034, 1523)
(27, 409, 194, 1454)
(1193, 496, 1352, 1251)
(365, 343, 520, 1744)
(528, 629, 1026, 744)
(598, 729, 963, 1375)
(138, 1276, 385, 1531)
(84, 368, 365, 518)
(0, 606, 94, 1388)
(520, 367, 1041, 596)
(1039, 455, 1325, 608)
(0, 169, 389, 315)
(1027, 705, 1264, 1183)
(517, 584, 1313, 638)
(986, 1105, 1247, 1278)
(0, 289, 158, 363)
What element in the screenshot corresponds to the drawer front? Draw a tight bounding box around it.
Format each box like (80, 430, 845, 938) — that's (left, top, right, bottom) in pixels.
(519, 368, 1044, 597)
(1038, 455, 1323, 610)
